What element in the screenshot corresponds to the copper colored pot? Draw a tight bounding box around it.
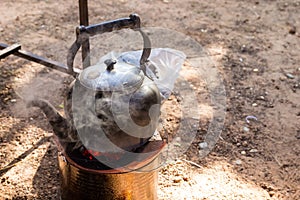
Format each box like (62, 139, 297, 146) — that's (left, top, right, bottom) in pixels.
(56, 138, 165, 200)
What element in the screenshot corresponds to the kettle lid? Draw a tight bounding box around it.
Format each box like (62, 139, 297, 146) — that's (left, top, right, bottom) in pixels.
(78, 57, 144, 92)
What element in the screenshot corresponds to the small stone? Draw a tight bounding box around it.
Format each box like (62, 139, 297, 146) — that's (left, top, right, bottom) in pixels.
(289, 26, 296, 34)
(253, 68, 259, 72)
(241, 45, 247, 52)
(173, 142, 181, 147)
(268, 191, 276, 197)
(199, 142, 208, 149)
(241, 151, 246, 155)
(280, 76, 287, 81)
(173, 177, 182, 183)
(239, 58, 243, 62)
(10, 99, 17, 103)
(0, 27, 4, 32)
(242, 141, 248, 146)
(249, 149, 258, 153)
(252, 103, 258, 107)
(175, 137, 181, 142)
(235, 159, 242, 165)
(286, 73, 295, 79)
(175, 160, 183, 165)
(243, 127, 250, 132)
(296, 130, 300, 139)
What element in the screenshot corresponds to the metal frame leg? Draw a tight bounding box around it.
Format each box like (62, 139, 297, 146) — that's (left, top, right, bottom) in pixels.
(79, 0, 90, 69)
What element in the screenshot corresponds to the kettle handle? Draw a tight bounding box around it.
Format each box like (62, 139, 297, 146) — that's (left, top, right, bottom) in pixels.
(67, 14, 151, 76)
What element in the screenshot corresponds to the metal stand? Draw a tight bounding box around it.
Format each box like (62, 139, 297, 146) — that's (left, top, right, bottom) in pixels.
(0, 1, 148, 79)
(79, 0, 90, 68)
(0, 0, 91, 74)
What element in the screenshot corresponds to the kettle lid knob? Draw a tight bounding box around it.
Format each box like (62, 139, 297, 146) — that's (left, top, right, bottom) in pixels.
(104, 59, 117, 72)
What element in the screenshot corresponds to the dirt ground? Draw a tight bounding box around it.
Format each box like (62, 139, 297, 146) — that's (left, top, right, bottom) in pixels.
(0, 0, 300, 199)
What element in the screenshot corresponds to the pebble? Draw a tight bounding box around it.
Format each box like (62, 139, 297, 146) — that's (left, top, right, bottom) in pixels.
(175, 160, 183, 165)
(285, 73, 295, 79)
(241, 151, 246, 155)
(241, 44, 246, 52)
(0, 27, 3, 32)
(268, 191, 276, 197)
(235, 159, 242, 165)
(242, 141, 248, 146)
(175, 137, 181, 142)
(10, 99, 17, 103)
(243, 127, 250, 132)
(253, 68, 259, 72)
(199, 142, 208, 149)
(252, 103, 258, 107)
(296, 131, 300, 139)
(173, 177, 182, 183)
(288, 26, 296, 35)
(249, 149, 258, 153)
(174, 142, 181, 147)
(1, 178, 5, 183)
(280, 76, 287, 81)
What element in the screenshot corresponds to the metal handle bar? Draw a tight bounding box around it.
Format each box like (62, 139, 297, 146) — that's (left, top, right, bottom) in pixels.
(67, 14, 151, 76)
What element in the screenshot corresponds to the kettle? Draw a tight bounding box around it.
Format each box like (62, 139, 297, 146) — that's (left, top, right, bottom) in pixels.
(28, 14, 162, 153)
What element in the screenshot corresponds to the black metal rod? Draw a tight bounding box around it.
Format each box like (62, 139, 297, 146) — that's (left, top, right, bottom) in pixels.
(0, 43, 21, 59)
(77, 14, 140, 37)
(79, 0, 90, 69)
(67, 14, 142, 75)
(0, 43, 80, 75)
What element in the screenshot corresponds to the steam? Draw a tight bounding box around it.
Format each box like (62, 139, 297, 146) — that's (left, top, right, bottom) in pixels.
(10, 69, 71, 119)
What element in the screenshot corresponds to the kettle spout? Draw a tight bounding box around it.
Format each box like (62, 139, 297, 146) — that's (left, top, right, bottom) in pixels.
(27, 99, 74, 141)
